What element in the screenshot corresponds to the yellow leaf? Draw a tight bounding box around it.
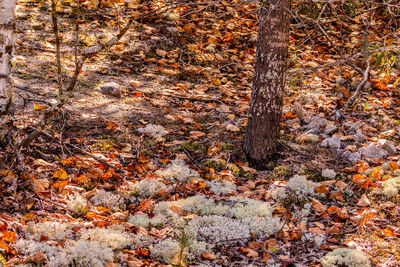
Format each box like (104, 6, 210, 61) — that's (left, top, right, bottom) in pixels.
(33, 103, 45, 110)
(53, 169, 68, 180)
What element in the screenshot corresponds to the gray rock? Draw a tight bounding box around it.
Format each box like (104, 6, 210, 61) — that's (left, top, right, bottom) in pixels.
(303, 115, 327, 131)
(321, 137, 341, 148)
(381, 140, 397, 155)
(100, 82, 121, 97)
(286, 118, 300, 127)
(359, 143, 388, 159)
(324, 125, 337, 134)
(342, 150, 351, 159)
(348, 152, 361, 163)
(322, 169, 336, 179)
(353, 129, 365, 143)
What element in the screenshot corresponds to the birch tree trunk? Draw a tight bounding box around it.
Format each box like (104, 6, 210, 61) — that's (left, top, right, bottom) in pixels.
(0, 0, 15, 116)
(244, 0, 291, 167)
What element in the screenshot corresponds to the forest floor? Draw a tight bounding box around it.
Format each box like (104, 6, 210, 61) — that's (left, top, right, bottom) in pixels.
(1, 0, 400, 266)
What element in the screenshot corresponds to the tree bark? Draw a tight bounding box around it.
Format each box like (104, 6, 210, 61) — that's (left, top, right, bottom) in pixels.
(244, 0, 291, 167)
(0, 0, 15, 115)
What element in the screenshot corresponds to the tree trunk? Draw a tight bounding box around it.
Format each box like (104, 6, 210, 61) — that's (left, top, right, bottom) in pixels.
(0, 0, 15, 115)
(244, 0, 291, 167)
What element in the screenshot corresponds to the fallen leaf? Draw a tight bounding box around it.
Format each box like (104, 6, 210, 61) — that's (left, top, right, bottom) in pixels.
(53, 169, 68, 180)
(226, 123, 240, 132)
(357, 194, 371, 207)
(312, 198, 327, 213)
(201, 251, 216, 260)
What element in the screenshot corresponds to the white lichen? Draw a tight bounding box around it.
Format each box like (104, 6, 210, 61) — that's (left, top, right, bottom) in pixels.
(153, 195, 228, 217)
(16, 239, 114, 267)
(241, 216, 282, 238)
(66, 240, 114, 267)
(24, 221, 74, 241)
(68, 193, 88, 216)
(149, 239, 182, 263)
(156, 158, 199, 183)
(266, 187, 287, 201)
(381, 176, 400, 198)
(186, 215, 250, 243)
(130, 178, 168, 197)
(207, 180, 237, 195)
(287, 175, 318, 197)
(229, 196, 274, 219)
(320, 248, 371, 267)
(138, 124, 168, 138)
(129, 213, 166, 228)
(90, 189, 125, 210)
(78, 225, 133, 249)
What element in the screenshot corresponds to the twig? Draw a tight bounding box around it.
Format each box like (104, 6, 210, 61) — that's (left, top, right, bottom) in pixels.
(182, 147, 202, 170)
(343, 60, 370, 109)
(51, 0, 62, 95)
(66, 142, 126, 174)
(15, 149, 44, 209)
(136, 133, 143, 162)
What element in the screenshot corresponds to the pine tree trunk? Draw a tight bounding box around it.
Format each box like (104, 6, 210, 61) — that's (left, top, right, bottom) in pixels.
(244, 0, 291, 167)
(0, 0, 15, 114)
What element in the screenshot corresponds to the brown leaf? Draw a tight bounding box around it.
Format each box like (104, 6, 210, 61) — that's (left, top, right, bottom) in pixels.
(326, 223, 343, 234)
(336, 208, 349, 220)
(312, 198, 327, 213)
(329, 191, 344, 202)
(226, 123, 240, 132)
(240, 247, 258, 258)
(335, 180, 348, 190)
(201, 251, 216, 260)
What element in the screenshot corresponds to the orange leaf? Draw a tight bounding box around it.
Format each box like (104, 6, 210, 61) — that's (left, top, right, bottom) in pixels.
(0, 240, 9, 253)
(86, 212, 96, 219)
(53, 180, 69, 191)
(136, 248, 150, 257)
(380, 228, 395, 237)
(327, 206, 340, 214)
(1, 231, 15, 243)
(53, 169, 68, 180)
(353, 174, 366, 185)
(105, 121, 118, 130)
(362, 178, 372, 188)
(389, 162, 399, 171)
(357, 163, 369, 173)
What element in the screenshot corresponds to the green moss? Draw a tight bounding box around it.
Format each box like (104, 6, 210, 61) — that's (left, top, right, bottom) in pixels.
(182, 141, 206, 152)
(220, 143, 234, 150)
(270, 165, 292, 180)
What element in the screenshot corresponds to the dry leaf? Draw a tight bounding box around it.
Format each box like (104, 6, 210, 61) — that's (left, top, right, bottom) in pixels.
(312, 198, 327, 213)
(357, 194, 371, 207)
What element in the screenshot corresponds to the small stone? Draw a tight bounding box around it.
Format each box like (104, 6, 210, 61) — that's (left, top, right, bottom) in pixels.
(359, 143, 388, 159)
(100, 82, 121, 97)
(353, 129, 365, 142)
(324, 125, 337, 134)
(321, 137, 341, 148)
(322, 169, 336, 179)
(293, 102, 305, 120)
(381, 140, 397, 155)
(348, 152, 361, 163)
(304, 115, 327, 131)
